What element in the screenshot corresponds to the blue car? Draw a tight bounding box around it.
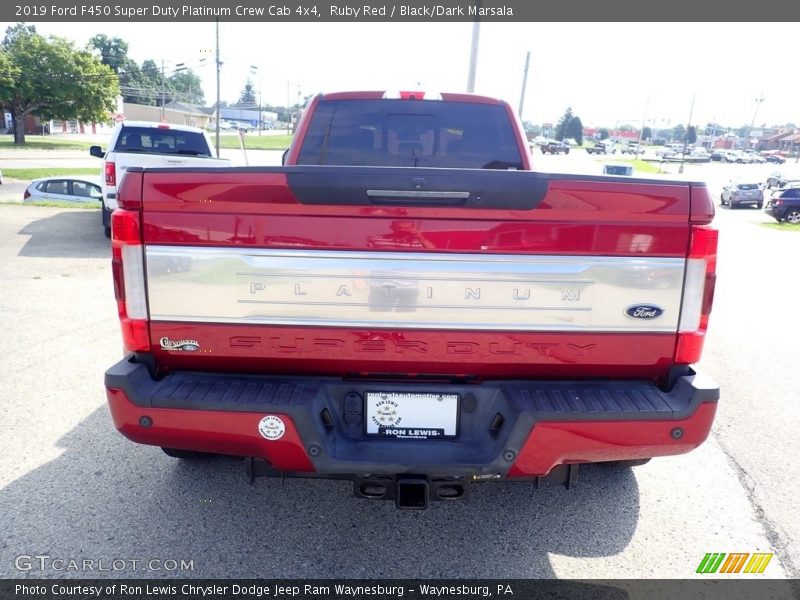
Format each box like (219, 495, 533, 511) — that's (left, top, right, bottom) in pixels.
(765, 187, 800, 223)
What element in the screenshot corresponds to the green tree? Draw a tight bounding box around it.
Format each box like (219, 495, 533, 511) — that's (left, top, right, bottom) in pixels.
(618, 124, 635, 132)
(1, 24, 119, 143)
(0, 48, 19, 103)
(566, 115, 584, 145)
(641, 126, 652, 141)
(598, 128, 610, 140)
(168, 69, 204, 104)
(522, 121, 542, 136)
(686, 125, 697, 145)
(554, 106, 574, 141)
(704, 122, 722, 137)
(89, 34, 129, 73)
(672, 124, 686, 142)
(238, 78, 256, 106)
(138, 59, 162, 106)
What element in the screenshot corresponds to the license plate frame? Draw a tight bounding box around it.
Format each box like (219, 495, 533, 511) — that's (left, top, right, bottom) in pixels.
(364, 391, 460, 440)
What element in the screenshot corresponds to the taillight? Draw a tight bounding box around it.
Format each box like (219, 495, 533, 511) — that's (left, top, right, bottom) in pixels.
(105, 161, 116, 186)
(111, 209, 149, 353)
(24, 189, 31, 200)
(675, 225, 718, 364)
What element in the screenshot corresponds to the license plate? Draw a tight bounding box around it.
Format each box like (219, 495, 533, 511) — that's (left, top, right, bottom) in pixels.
(365, 392, 459, 440)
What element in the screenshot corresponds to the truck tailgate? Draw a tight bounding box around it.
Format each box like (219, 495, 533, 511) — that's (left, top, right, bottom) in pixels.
(122, 166, 703, 381)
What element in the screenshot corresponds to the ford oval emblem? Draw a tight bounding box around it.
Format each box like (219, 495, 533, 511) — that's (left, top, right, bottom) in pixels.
(625, 304, 665, 320)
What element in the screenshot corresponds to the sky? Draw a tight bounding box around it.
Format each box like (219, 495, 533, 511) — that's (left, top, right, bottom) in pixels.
(12, 21, 800, 130)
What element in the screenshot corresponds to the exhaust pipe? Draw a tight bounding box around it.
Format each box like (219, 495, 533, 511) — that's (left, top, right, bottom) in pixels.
(396, 477, 429, 510)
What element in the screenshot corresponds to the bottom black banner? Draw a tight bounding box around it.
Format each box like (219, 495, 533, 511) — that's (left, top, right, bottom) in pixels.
(1, 579, 798, 600)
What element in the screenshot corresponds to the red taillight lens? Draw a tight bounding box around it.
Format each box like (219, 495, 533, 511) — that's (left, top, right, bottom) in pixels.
(111, 209, 149, 353)
(105, 161, 116, 186)
(675, 225, 718, 364)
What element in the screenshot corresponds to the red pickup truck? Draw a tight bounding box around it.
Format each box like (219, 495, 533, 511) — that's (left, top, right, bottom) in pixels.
(105, 91, 719, 509)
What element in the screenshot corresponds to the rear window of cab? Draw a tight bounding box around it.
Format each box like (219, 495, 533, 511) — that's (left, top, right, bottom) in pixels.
(114, 127, 211, 157)
(296, 99, 523, 169)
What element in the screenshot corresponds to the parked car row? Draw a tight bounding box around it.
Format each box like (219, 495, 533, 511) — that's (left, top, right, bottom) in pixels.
(721, 173, 800, 223)
(765, 172, 800, 189)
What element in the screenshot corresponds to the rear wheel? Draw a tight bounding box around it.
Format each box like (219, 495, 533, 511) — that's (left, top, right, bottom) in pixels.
(786, 209, 800, 224)
(161, 447, 216, 459)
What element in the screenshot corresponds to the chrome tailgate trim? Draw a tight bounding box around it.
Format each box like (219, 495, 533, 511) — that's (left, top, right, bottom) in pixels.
(145, 247, 684, 332)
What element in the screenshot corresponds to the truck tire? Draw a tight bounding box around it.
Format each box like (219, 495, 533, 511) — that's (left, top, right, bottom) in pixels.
(161, 447, 216, 459)
(601, 458, 652, 469)
(565, 149, 570, 154)
(102, 205, 112, 238)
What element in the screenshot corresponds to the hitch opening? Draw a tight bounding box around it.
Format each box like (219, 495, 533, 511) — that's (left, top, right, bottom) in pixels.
(396, 477, 429, 510)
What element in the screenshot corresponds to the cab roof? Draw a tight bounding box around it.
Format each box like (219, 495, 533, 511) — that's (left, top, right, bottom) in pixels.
(319, 91, 504, 105)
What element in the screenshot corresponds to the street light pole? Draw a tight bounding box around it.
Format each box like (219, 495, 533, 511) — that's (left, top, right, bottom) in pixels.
(748, 93, 765, 150)
(518, 51, 530, 118)
(466, 16, 480, 92)
(215, 18, 221, 157)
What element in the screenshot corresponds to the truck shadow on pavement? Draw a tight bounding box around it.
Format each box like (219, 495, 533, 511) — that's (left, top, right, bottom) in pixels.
(17, 209, 108, 259)
(0, 407, 641, 579)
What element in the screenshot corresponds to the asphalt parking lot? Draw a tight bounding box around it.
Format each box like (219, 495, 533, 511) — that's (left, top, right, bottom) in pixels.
(0, 154, 798, 582)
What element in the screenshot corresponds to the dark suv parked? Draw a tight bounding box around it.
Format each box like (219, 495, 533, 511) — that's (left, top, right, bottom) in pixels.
(765, 187, 800, 223)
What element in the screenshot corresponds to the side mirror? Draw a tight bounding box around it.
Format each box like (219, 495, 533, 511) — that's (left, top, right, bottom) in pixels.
(89, 145, 105, 159)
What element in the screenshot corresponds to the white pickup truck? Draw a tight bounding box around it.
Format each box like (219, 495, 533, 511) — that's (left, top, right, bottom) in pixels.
(90, 121, 230, 236)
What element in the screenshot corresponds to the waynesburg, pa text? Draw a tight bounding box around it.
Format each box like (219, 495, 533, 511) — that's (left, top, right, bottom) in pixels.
(16, 583, 512, 597)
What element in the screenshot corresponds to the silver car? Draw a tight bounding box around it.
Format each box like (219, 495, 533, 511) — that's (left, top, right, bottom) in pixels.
(720, 181, 764, 209)
(24, 177, 103, 204)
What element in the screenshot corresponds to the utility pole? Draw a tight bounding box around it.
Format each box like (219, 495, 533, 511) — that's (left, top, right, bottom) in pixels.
(679, 94, 696, 175)
(518, 51, 530, 119)
(249, 65, 261, 135)
(215, 18, 221, 156)
(636, 95, 650, 154)
(466, 15, 480, 92)
(160, 60, 166, 121)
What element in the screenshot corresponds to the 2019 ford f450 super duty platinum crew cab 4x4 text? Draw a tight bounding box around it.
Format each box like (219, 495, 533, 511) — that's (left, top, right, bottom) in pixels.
(104, 91, 719, 509)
